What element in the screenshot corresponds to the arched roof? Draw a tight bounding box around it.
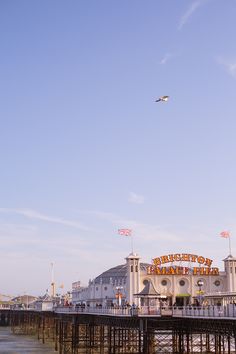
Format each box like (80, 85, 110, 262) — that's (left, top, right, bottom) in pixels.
(94, 262, 151, 284)
(94, 264, 126, 284)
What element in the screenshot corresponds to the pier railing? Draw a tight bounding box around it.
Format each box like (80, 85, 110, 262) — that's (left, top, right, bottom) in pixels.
(172, 304, 236, 319)
(55, 305, 161, 316)
(54, 304, 236, 318)
(8, 303, 236, 319)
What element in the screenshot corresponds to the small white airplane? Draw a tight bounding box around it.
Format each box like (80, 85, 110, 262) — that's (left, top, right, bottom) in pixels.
(155, 95, 169, 103)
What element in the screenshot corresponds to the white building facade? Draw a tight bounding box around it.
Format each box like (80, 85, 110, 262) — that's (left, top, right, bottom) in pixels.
(72, 253, 236, 307)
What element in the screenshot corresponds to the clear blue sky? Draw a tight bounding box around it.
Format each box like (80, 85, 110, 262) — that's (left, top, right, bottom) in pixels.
(1, 0, 236, 296)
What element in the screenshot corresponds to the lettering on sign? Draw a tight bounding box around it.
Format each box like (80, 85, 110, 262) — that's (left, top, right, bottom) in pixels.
(148, 253, 219, 276)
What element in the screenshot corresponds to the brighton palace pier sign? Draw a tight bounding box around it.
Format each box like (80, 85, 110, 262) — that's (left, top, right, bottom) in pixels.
(147, 253, 219, 276)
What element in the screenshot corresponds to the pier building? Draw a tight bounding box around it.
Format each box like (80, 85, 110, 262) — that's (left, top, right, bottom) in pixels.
(72, 252, 236, 308)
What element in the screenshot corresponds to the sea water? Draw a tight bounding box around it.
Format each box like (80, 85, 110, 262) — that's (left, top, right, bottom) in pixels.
(0, 327, 56, 353)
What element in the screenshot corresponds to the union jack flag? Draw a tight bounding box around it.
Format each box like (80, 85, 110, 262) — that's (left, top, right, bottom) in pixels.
(220, 231, 230, 238)
(118, 229, 132, 236)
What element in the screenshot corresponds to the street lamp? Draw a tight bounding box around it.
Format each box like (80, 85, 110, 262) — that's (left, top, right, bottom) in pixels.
(115, 286, 123, 307)
(197, 280, 204, 306)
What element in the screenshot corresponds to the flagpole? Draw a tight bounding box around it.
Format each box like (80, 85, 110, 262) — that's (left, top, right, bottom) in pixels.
(131, 232, 134, 254)
(118, 229, 133, 254)
(229, 234, 232, 255)
(220, 231, 232, 256)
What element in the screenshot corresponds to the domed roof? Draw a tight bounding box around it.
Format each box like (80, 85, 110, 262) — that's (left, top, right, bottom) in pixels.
(140, 263, 152, 271)
(94, 264, 126, 284)
(94, 262, 152, 284)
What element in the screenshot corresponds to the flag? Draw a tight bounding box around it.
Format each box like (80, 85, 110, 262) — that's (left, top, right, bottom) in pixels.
(118, 229, 132, 236)
(220, 231, 230, 238)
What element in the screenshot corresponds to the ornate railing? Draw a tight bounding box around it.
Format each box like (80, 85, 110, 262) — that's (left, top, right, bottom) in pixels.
(26, 304, 236, 319)
(172, 304, 236, 318)
(55, 305, 161, 316)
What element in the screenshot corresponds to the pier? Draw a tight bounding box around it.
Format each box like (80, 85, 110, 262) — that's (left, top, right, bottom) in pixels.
(6, 306, 236, 353)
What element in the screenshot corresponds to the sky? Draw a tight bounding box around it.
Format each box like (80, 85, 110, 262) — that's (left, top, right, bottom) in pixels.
(1, 0, 236, 297)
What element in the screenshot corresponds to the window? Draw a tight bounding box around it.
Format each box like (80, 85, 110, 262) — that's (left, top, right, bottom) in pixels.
(96, 287, 98, 291)
(131, 265, 133, 272)
(104, 286, 107, 291)
(179, 280, 185, 286)
(161, 280, 167, 286)
(214, 280, 220, 287)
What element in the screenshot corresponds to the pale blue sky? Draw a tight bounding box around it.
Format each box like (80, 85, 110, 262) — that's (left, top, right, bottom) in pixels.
(1, 0, 236, 296)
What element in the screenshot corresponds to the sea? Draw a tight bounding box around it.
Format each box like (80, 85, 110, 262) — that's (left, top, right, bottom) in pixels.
(0, 327, 56, 353)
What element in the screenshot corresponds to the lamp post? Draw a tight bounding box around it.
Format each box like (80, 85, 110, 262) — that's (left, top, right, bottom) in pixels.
(115, 286, 123, 307)
(197, 280, 204, 306)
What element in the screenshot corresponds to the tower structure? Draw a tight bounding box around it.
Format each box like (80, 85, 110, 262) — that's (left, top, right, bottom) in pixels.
(125, 253, 140, 305)
(223, 255, 236, 292)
